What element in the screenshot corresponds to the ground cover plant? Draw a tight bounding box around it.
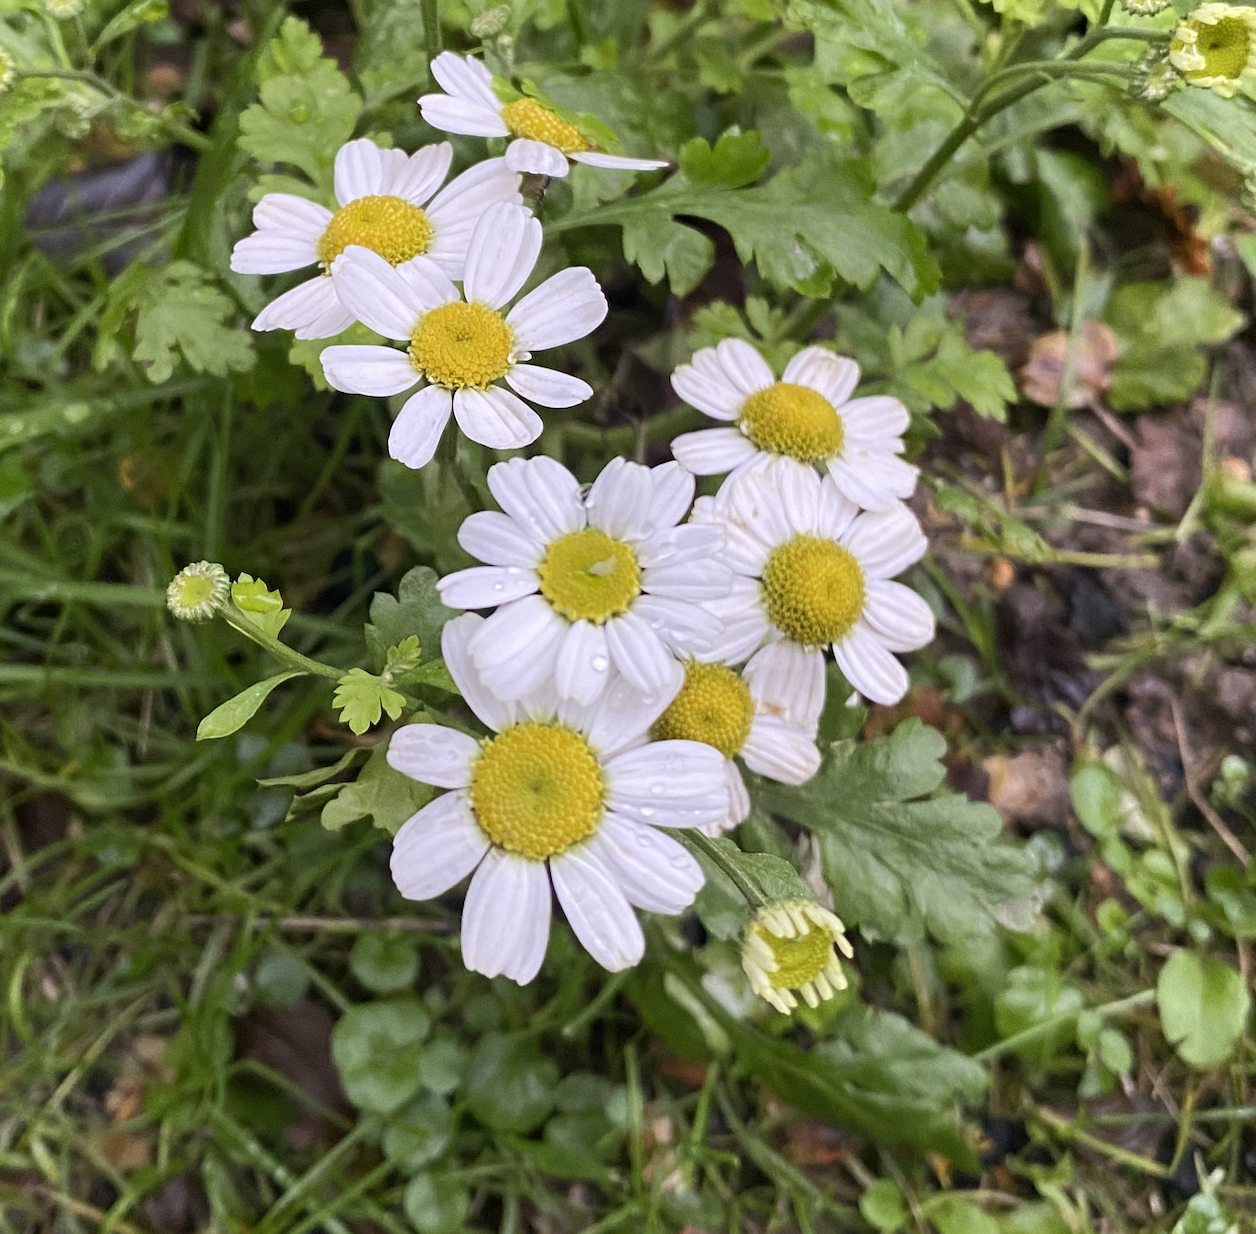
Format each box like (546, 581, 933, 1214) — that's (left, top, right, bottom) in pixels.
(4, 0, 1256, 1230)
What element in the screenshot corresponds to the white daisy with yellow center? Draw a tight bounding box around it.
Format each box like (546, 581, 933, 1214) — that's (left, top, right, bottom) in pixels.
(418, 52, 669, 180)
(1169, 3, 1256, 97)
(693, 459, 934, 720)
(320, 202, 607, 469)
(741, 900, 854, 1014)
(670, 339, 918, 512)
(651, 659, 821, 837)
(436, 456, 731, 705)
(386, 614, 725, 983)
(230, 138, 521, 339)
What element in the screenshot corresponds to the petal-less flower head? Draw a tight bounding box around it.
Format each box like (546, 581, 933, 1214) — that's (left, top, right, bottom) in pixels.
(386, 613, 727, 983)
(652, 658, 822, 836)
(437, 456, 731, 705)
(670, 340, 918, 513)
(1169, 3, 1256, 98)
(320, 201, 607, 469)
(419, 52, 669, 180)
(692, 458, 934, 723)
(741, 900, 854, 1014)
(167, 561, 230, 622)
(230, 137, 521, 339)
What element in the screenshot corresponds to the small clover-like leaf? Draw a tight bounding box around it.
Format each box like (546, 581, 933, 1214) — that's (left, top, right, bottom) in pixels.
(333, 668, 406, 736)
(384, 635, 424, 680)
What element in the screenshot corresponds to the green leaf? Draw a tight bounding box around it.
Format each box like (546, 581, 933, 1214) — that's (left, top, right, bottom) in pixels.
(253, 951, 309, 1009)
(364, 567, 458, 675)
(465, 1032, 559, 1134)
(92, 0, 168, 52)
(196, 671, 304, 741)
(860, 1179, 909, 1232)
(354, 0, 432, 108)
(678, 129, 770, 188)
(231, 573, 291, 639)
(621, 214, 715, 298)
(382, 1092, 454, 1170)
(256, 747, 365, 789)
(929, 1198, 1001, 1234)
(906, 326, 1016, 421)
(333, 668, 406, 736)
(403, 1173, 469, 1234)
(758, 719, 1038, 943)
(993, 966, 1085, 1065)
(1157, 950, 1250, 1068)
(349, 932, 420, 994)
(320, 740, 433, 835)
(238, 17, 362, 195)
(330, 997, 430, 1113)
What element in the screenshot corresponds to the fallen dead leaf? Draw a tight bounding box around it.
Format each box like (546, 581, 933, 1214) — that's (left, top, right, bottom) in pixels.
(1019, 321, 1118, 409)
(984, 747, 1071, 826)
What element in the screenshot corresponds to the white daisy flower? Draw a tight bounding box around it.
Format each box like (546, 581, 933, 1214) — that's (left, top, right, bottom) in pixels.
(418, 52, 669, 179)
(651, 658, 821, 837)
(741, 900, 854, 1015)
(693, 458, 933, 719)
(670, 340, 918, 512)
(320, 201, 607, 469)
(436, 455, 731, 705)
(230, 137, 521, 339)
(386, 613, 726, 983)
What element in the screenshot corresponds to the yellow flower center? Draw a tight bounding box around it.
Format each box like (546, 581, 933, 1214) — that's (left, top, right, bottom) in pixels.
(317, 195, 434, 267)
(500, 98, 589, 154)
(761, 535, 865, 646)
(537, 528, 641, 623)
(757, 924, 835, 990)
(1188, 15, 1252, 80)
(652, 662, 754, 759)
(739, 383, 844, 463)
(408, 301, 514, 390)
(470, 722, 605, 861)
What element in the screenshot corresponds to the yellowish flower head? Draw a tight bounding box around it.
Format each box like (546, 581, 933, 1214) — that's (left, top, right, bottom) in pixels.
(741, 900, 855, 1014)
(167, 561, 230, 623)
(0, 48, 13, 95)
(1170, 3, 1256, 98)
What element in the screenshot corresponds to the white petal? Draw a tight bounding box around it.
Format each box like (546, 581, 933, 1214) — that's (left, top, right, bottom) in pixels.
(387, 723, 479, 788)
(604, 739, 727, 828)
(389, 142, 454, 206)
(335, 138, 405, 206)
(550, 847, 643, 970)
(320, 344, 417, 396)
(632, 594, 723, 653)
(462, 202, 542, 309)
(636, 523, 725, 569)
(487, 456, 585, 540)
(744, 640, 826, 732)
(671, 428, 758, 475)
(454, 386, 543, 450)
(389, 385, 453, 469)
(330, 245, 424, 339)
(839, 394, 910, 441)
(425, 158, 523, 276)
(462, 850, 551, 983)
(782, 346, 860, 407)
(429, 51, 502, 113)
(816, 472, 861, 542)
(671, 348, 747, 420)
(584, 457, 654, 540)
(469, 595, 567, 699)
(833, 622, 910, 705)
(603, 612, 684, 700)
(584, 814, 704, 913)
(571, 151, 669, 171)
(390, 791, 488, 900)
(642, 560, 731, 601)
(558, 673, 677, 761)
(505, 138, 570, 178)
(715, 338, 775, 396)
(457, 510, 545, 567)
(842, 503, 928, 580)
(437, 565, 539, 611)
(252, 277, 354, 339)
(554, 621, 612, 705)
(827, 451, 919, 512)
(418, 94, 509, 139)
(719, 466, 794, 548)
(441, 613, 519, 733)
(230, 230, 317, 274)
(725, 761, 752, 829)
(648, 461, 696, 531)
(699, 581, 771, 664)
(507, 267, 607, 352)
(251, 192, 333, 241)
(741, 716, 821, 784)
(394, 256, 461, 312)
(711, 520, 771, 577)
(505, 364, 591, 408)
(862, 579, 935, 652)
(776, 459, 825, 537)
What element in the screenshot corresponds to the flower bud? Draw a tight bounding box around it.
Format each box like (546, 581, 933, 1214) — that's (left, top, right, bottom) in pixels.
(741, 900, 854, 1015)
(167, 561, 230, 622)
(45, 0, 85, 17)
(1120, 0, 1170, 13)
(470, 6, 510, 38)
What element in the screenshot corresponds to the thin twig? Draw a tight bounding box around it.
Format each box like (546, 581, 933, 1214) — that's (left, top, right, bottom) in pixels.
(1170, 700, 1250, 865)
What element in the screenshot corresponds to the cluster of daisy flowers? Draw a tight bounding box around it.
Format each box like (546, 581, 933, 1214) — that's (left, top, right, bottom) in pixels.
(217, 51, 938, 1012)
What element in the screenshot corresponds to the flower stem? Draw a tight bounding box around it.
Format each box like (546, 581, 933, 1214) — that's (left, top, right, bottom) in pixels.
(217, 606, 343, 681)
(421, 0, 442, 83)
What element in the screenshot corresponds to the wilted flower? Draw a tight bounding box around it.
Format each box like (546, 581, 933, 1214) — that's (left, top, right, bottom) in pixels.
(167, 561, 229, 622)
(741, 900, 854, 1014)
(1169, 3, 1256, 98)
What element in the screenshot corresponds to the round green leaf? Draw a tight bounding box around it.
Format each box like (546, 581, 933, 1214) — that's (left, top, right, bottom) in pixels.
(331, 998, 430, 1113)
(253, 951, 308, 1009)
(859, 1179, 908, 1232)
(1158, 950, 1250, 1068)
(465, 1031, 558, 1133)
(382, 1091, 454, 1170)
(349, 932, 420, 993)
(403, 1172, 468, 1234)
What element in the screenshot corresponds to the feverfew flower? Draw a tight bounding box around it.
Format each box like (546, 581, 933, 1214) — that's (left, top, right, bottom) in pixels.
(386, 614, 726, 983)
(1169, 3, 1256, 98)
(652, 659, 821, 836)
(167, 561, 230, 622)
(437, 456, 730, 704)
(0, 48, 13, 95)
(230, 137, 521, 339)
(694, 459, 933, 719)
(671, 341, 918, 512)
(322, 202, 606, 468)
(741, 900, 854, 1014)
(419, 52, 668, 179)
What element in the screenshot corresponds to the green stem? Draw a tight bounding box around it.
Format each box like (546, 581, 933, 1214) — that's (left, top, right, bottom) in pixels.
(217, 606, 343, 681)
(421, 0, 442, 82)
(974, 988, 1155, 1063)
(671, 830, 769, 908)
(644, 0, 717, 64)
